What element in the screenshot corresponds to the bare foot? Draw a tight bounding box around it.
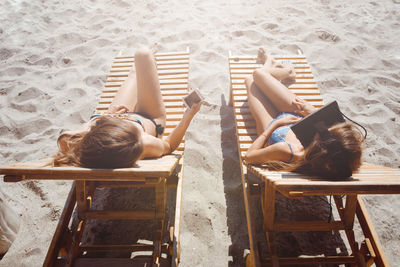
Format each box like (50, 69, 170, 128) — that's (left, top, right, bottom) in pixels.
(257, 47, 268, 64)
(257, 48, 296, 81)
(278, 60, 296, 81)
(263, 60, 296, 81)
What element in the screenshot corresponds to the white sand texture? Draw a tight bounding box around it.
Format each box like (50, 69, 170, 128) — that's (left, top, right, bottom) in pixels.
(1, 0, 400, 266)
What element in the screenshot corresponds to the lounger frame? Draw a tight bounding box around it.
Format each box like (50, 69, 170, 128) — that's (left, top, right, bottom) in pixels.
(228, 50, 400, 267)
(1, 48, 190, 267)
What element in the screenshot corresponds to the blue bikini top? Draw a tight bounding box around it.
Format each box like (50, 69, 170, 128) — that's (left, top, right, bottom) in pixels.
(268, 125, 291, 145)
(267, 112, 303, 162)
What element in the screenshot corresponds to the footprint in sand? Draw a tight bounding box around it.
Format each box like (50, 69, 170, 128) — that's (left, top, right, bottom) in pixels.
(24, 248, 42, 257)
(261, 22, 278, 31)
(10, 102, 37, 113)
(0, 48, 13, 61)
(13, 118, 52, 139)
(1, 67, 26, 77)
(84, 75, 104, 88)
(15, 87, 50, 102)
(180, 30, 204, 41)
(199, 50, 222, 62)
(316, 29, 341, 42)
(31, 57, 54, 67)
(184, 212, 213, 243)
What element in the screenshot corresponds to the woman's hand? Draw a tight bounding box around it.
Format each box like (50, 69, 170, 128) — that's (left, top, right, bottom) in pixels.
(293, 96, 315, 117)
(184, 101, 202, 117)
(161, 101, 202, 155)
(275, 115, 301, 127)
(108, 104, 129, 114)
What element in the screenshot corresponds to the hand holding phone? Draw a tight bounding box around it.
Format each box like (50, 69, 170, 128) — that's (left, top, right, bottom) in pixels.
(183, 89, 204, 109)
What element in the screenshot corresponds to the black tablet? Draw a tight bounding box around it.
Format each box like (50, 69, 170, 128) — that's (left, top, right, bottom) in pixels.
(291, 101, 345, 147)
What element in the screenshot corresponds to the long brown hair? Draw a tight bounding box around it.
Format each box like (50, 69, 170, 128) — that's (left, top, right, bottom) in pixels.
(52, 116, 143, 168)
(267, 122, 363, 179)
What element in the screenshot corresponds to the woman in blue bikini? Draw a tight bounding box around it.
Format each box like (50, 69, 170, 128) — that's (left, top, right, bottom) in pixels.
(244, 48, 363, 178)
(53, 47, 201, 168)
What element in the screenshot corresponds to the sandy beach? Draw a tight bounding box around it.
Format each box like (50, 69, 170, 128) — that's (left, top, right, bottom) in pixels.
(1, 0, 400, 266)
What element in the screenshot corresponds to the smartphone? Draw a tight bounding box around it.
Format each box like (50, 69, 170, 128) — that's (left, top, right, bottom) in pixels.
(183, 89, 204, 108)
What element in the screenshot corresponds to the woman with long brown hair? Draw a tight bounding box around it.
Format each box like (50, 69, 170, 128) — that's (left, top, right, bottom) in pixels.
(53, 47, 201, 168)
(244, 48, 363, 179)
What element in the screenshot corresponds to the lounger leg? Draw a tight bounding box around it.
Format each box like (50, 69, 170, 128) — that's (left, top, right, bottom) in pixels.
(172, 157, 184, 267)
(334, 195, 368, 267)
(43, 183, 76, 267)
(76, 181, 88, 220)
(356, 196, 389, 267)
(242, 171, 261, 267)
(153, 178, 167, 266)
(262, 180, 276, 232)
(65, 181, 88, 266)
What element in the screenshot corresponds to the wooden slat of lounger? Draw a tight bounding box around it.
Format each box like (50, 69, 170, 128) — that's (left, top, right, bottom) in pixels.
(230, 73, 314, 80)
(233, 95, 323, 104)
(230, 64, 312, 74)
(96, 98, 186, 109)
(231, 82, 319, 90)
(105, 83, 188, 90)
(108, 66, 189, 73)
(99, 93, 186, 102)
(111, 62, 189, 69)
(229, 55, 306, 62)
(1, 154, 183, 180)
(106, 78, 188, 85)
(107, 72, 188, 79)
(114, 54, 189, 61)
(247, 163, 400, 196)
(98, 100, 184, 109)
(232, 88, 321, 96)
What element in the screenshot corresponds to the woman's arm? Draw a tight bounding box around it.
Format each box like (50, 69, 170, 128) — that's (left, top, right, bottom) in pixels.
(140, 102, 202, 158)
(244, 115, 301, 163)
(244, 142, 293, 164)
(246, 121, 279, 154)
(162, 102, 201, 154)
(293, 96, 316, 117)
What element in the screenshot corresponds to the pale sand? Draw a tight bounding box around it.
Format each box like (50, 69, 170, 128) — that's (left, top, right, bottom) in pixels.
(1, 0, 400, 266)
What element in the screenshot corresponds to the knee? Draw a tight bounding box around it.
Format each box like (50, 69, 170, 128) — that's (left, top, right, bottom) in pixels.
(252, 68, 263, 83)
(245, 76, 253, 91)
(135, 47, 152, 59)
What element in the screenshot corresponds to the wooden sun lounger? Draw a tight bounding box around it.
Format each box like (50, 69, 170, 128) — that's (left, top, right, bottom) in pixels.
(228, 51, 400, 267)
(0, 48, 191, 267)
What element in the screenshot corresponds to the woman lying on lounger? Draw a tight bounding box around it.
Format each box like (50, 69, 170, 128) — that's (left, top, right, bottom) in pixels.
(244, 48, 363, 178)
(52, 47, 201, 168)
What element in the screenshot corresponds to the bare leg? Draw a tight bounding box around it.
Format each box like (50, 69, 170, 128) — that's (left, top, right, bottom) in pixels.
(245, 76, 278, 135)
(257, 48, 296, 81)
(253, 50, 301, 113)
(108, 66, 138, 113)
(134, 47, 166, 126)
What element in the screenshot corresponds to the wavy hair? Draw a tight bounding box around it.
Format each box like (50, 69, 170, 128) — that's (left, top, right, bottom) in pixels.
(52, 116, 143, 168)
(265, 122, 363, 179)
